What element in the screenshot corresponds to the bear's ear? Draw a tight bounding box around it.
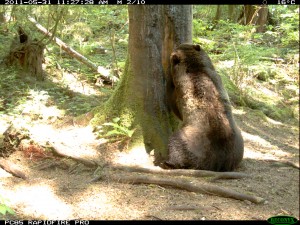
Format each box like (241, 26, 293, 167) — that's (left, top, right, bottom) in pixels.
(171, 53, 180, 65)
(193, 44, 201, 51)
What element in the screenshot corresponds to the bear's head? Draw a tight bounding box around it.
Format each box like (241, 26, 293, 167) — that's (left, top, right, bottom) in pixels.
(170, 44, 214, 73)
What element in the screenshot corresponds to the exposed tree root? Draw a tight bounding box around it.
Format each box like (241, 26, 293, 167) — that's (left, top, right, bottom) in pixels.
(109, 164, 249, 180)
(144, 215, 163, 220)
(165, 205, 199, 211)
(49, 142, 98, 168)
(44, 149, 261, 203)
(101, 172, 265, 204)
(0, 158, 27, 180)
(209, 173, 249, 182)
(265, 159, 299, 169)
(33, 160, 69, 171)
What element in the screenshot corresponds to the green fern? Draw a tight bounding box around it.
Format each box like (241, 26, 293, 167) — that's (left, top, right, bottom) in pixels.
(0, 195, 15, 218)
(98, 117, 135, 140)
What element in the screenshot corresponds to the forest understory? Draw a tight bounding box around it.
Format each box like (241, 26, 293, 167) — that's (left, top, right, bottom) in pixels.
(0, 5, 299, 221)
(0, 68, 298, 220)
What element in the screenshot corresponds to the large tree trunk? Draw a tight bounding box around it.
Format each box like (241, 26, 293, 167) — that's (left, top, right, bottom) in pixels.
(98, 5, 192, 163)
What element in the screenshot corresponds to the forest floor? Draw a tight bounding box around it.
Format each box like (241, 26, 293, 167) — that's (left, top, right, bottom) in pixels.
(0, 70, 299, 221)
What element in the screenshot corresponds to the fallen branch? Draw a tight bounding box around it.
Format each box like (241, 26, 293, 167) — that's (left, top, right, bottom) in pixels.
(28, 16, 117, 84)
(110, 164, 249, 180)
(260, 57, 285, 63)
(102, 173, 265, 204)
(0, 158, 27, 180)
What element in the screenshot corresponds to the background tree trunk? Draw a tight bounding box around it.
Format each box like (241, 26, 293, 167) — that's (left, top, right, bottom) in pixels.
(255, 6, 268, 33)
(101, 5, 193, 163)
(240, 5, 269, 33)
(0, 11, 6, 23)
(228, 5, 239, 22)
(28, 16, 113, 83)
(214, 5, 221, 23)
(4, 26, 45, 81)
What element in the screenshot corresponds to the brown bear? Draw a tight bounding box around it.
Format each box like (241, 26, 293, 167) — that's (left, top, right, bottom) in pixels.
(164, 44, 244, 171)
(166, 68, 183, 120)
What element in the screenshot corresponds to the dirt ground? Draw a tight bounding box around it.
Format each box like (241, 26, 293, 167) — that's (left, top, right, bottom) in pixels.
(0, 74, 299, 221)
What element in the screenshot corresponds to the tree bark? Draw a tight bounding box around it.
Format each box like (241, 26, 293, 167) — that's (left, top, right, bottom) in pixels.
(100, 5, 193, 163)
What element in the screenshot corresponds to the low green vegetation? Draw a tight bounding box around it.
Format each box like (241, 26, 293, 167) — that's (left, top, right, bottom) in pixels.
(0, 195, 15, 219)
(193, 5, 299, 123)
(0, 68, 103, 118)
(95, 117, 135, 142)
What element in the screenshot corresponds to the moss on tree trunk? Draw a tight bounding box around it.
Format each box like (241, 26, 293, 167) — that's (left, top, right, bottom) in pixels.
(92, 5, 193, 164)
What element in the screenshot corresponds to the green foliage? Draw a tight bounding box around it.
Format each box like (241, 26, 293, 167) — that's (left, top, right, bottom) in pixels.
(0, 195, 15, 219)
(0, 67, 103, 118)
(192, 5, 298, 122)
(193, 19, 214, 37)
(268, 6, 299, 48)
(2, 5, 128, 86)
(95, 117, 135, 142)
(0, 69, 30, 115)
(0, 5, 298, 125)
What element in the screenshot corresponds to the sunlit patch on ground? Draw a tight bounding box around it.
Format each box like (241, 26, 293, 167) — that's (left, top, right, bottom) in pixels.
(242, 131, 293, 159)
(113, 145, 154, 167)
(265, 117, 283, 125)
(0, 169, 11, 178)
(2, 183, 74, 219)
(232, 108, 247, 115)
(16, 89, 65, 120)
(75, 191, 110, 218)
(54, 72, 99, 96)
(27, 124, 100, 159)
(73, 187, 146, 219)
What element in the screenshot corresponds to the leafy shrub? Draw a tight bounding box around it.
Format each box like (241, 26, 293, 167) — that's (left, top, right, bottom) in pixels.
(0, 195, 15, 219)
(95, 117, 135, 142)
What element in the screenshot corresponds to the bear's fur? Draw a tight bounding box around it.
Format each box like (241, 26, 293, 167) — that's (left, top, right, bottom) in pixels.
(165, 44, 244, 171)
(166, 69, 183, 120)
